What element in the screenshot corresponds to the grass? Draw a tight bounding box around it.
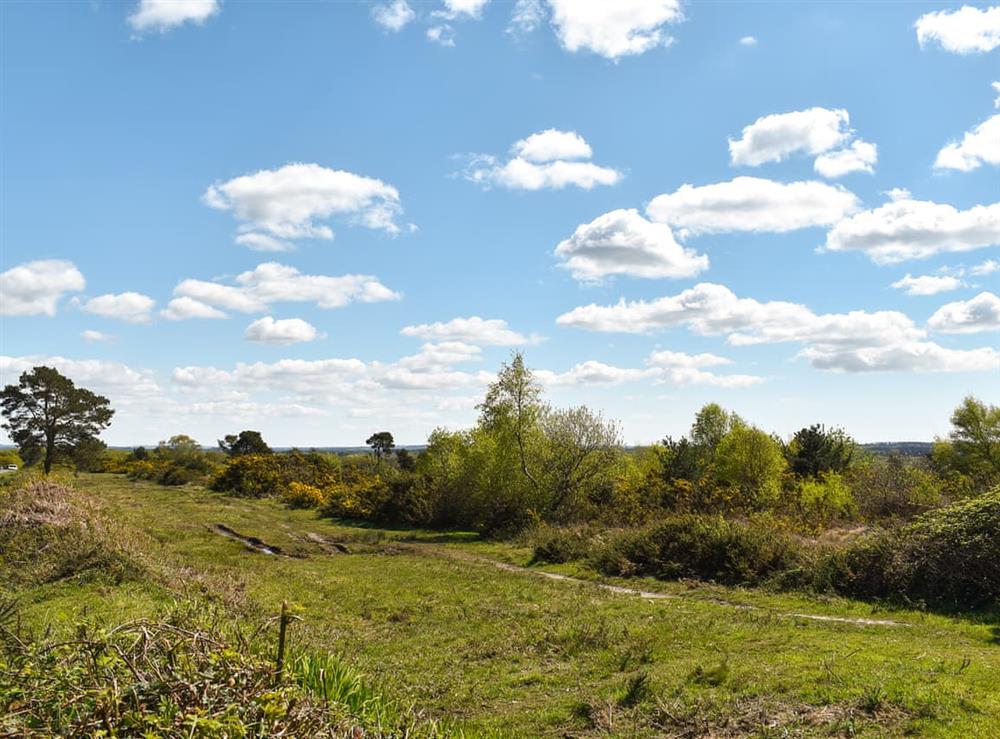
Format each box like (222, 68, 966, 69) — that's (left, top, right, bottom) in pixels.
(9, 472, 1000, 737)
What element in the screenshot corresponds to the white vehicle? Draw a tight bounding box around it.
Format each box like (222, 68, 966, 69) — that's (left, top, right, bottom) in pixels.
(5, 465, 16, 471)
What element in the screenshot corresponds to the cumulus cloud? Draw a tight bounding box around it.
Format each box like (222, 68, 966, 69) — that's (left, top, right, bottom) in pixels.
(128, 0, 220, 34)
(739, 36, 757, 46)
(171, 262, 400, 317)
(971, 258, 999, 276)
(437, 0, 490, 20)
(401, 316, 538, 345)
(372, 0, 416, 31)
(814, 139, 878, 178)
(536, 352, 763, 389)
(554, 283, 994, 373)
(161, 297, 229, 321)
(547, 0, 683, 60)
(802, 342, 1000, 373)
(891, 273, 963, 296)
(79, 292, 155, 323)
(934, 114, 1000, 172)
(462, 129, 621, 190)
(426, 24, 456, 46)
(554, 208, 708, 282)
(0, 355, 160, 399)
(646, 177, 859, 235)
(823, 194, 1000, 263)
(244, 316, 321, 345)
(81, 330, 113, 343)
(729, 108, 852, 167)
(915, 5, 1000, 54)
(203, 163, 404, 247)
(928, 292, 1000, 333)
(0, 259, 85, 316)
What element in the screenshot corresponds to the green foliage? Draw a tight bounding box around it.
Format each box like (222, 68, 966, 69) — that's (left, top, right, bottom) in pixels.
(795, 471, 856, 526)
(714, 422, 787, 509)
(0, 365, 114, 474)
(366, 431, 395, 459)
(846, 453, 941, 520)
(218, 429, 273, 457)
(0, 450, 24, 468)
(930, 396, 1000, 494)
(592, 513, 804, 586)
(0, 603, 449, 738)
(787, 424, 856, 478)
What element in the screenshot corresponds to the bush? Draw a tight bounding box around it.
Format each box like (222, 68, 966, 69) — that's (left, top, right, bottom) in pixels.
(282, 481, 328, 509)
(0, 481, 144, 587)
(530, 524, 595, 564)
(591, 513, 805, 586)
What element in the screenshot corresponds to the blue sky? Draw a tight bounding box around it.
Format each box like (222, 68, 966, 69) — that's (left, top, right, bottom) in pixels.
(1, 0, 998, 446)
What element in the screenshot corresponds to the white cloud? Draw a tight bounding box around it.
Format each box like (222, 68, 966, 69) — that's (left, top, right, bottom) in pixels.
(513, 129, 592, 162)
(891, 273, 963, 296)
(647, 177, 859, 235)
(401, 316, 538, 345)
(556, 282, 922, 348)
(802, 342, 1000, 373)
(824, 195, 1000, 263)
(814, 139, 878, 178)
(547, 0, 683, 60)
(0, 355, 160, 399)
(0, 259, 85, 316)
(557, 284, 997, 374)
(554, 208, 708, 282)
(244, 316, 321, 345)
(536, 352, 763, 389)
(739, 35, 758, 46)
(161, 296, 230, 321)
(928, 292, 1000, 333)
(994, 81, 1000, 108)
(971, 258, 999, 276)
(426, 24, 456, 46)
(234, 233, 295, 252)
(934, 114, 1000, 172)
(203, 163, 404, 247)
(915, 5, 1000, 55)
(128, 0, 220, 34)
(80, 292, 155, 323)
(729, 108, 852, 167)
(508, 0, 544, 34)
(463, 129, 621, 190)
(437, 0, 489, 20)
(81, 330, 113, 343)
(172, 262, 400, 315)
(372, 0, 416, 31)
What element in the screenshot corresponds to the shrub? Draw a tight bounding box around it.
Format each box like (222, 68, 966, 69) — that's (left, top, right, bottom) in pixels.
(591, 513, 805, 586)
(282, 481, 328, 509)
(0, 481, 144, 587)
(530, 524, 595, 564)
(795, 471, 856, 526)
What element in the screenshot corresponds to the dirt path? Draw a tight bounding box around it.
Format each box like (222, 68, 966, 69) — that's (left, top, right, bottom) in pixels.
(407, 542, 910, 628)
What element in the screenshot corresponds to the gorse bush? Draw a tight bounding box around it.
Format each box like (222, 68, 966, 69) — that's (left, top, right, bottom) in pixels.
(590, 514, 806, 586)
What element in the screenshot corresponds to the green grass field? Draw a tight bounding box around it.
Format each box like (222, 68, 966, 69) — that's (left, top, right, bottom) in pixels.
(12, 473, 1000, 737)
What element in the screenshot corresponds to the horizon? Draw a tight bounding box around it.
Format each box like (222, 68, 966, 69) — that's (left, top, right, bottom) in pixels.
(2, 1, 998, 447)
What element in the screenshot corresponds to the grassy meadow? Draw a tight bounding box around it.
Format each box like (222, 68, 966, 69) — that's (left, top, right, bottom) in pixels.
(3, 471, 1000, 737)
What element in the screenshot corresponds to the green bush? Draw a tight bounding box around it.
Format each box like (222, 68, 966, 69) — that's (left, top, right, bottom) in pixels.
(591, 514, 805, 586)
(530, 524, 595, 564)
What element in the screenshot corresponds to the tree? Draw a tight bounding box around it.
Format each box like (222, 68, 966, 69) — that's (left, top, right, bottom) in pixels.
(218, 430, 272, 457)
(690, 403, 739, 455)
(366, 431, 395, 459)
(539, 405, 622, 517)
(478, 351, 542, 488)
(395, 447, 416, 472)
(787, 424, 855, 478)
(948, 396, 1000, 481)
(715, 422, 787, 508)
(1, 366, 114, 474)
(71, 435, 108, 473)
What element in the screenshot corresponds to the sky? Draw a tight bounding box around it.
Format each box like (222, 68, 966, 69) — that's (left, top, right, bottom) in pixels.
(1, 0, 998, 447)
